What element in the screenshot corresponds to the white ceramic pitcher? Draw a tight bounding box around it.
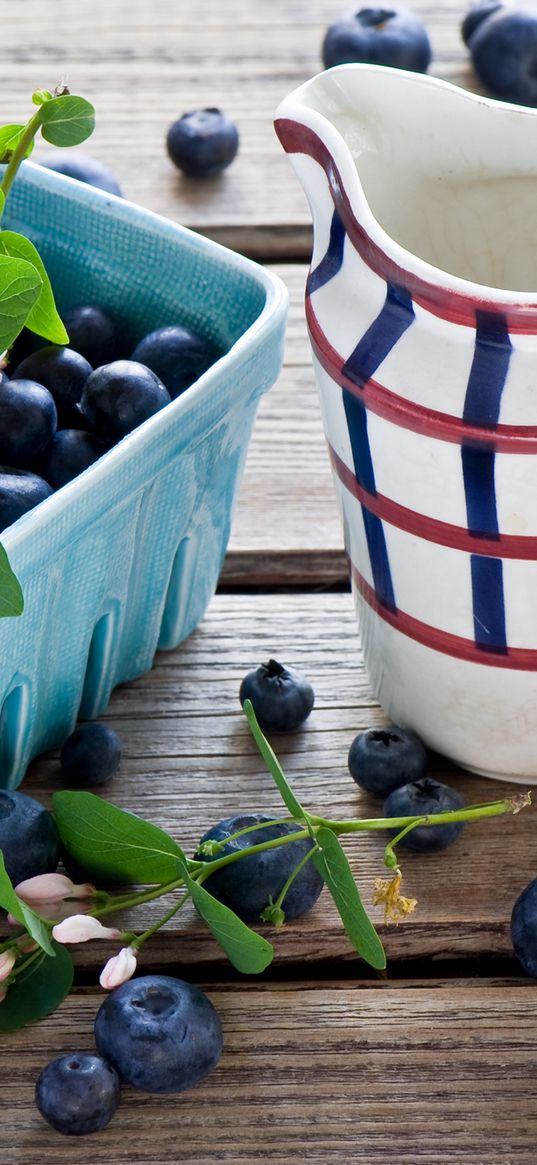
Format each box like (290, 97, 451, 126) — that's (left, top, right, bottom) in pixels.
(276, 64, 537, 783)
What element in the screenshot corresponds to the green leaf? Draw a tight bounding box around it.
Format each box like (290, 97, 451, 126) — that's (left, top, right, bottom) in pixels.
(180, 862, 273, 974)
(32, 89, 53, 106)
(53, 790, 188, 884)
(0, 124, 34, 163)
(0, 253, 42, 352)
(243, 699, 306, 821)
(313, 827, 386, 970)
(0, 232, 68, 343)
(0, 851, 54, 955)
(0, 941, 73, 1031)
(0, 543, 23, 617)
(40, 95, 95, 147)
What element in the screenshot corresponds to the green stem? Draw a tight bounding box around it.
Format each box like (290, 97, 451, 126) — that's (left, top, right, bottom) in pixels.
(198, 817, 296, 855)
(309, 796, 520, 834)
(89, 876, 187, 920)
(271, 847, 317, 912)
(384, 817, 427, 862)
(0, 109, 43, 210)
(130, 891, 190, 949)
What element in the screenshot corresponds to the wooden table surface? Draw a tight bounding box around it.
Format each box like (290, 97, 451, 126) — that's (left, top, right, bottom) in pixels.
(3, 3, 537, 1163)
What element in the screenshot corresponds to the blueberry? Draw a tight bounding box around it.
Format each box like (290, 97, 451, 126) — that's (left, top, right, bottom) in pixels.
(35, 1053, 120, 1136)
(511, 877, 537, 977)
(239, 659, 315, 732)
(94, 975, 223, 1093)
(461, 0, 504, 46)
(348, 724, 428, 795)
(38, 151, 123, 196)
(0, 789, 60, 886)
(195, 812, 324, 922)
(12, 346, 92, 428)
(383, 777, 465, 852)
(469, 9, 537, 105)
(0, 466, 53, 532)
(38, 430, 109, 490)
(322, 6, 432, 72)
(62, 304, 122, 367)
(130, 325, 216, 400)
(78, 360, 171, 440)
(60, 722, 122, 787)
(0, 378, 57, 467)
(166, 109, 239, 178)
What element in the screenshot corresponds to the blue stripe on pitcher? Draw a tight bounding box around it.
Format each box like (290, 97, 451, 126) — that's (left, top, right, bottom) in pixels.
(307, 208, 346, 294)
(462, 311, 511, 653)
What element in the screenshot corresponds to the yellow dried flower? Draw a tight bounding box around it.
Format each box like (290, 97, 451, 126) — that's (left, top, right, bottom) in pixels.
(372, 869, 417, 925)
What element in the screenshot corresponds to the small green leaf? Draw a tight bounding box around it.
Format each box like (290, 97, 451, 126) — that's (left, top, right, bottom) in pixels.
(0, 232, 68, 343)
(32, 90, 53, 106)
(0, 125, 34, 164)
(0, 852, 54, 955)
(53, 790, 188, 884)
(243, 699, 306, 821)
(0, 941, 73, 1031)
(40, 95, 95, 147)
(0, 253, 42, 352)
(181, 863, 273, 974)
(0, 543, 23, 617)
(313, 827, 386, 970)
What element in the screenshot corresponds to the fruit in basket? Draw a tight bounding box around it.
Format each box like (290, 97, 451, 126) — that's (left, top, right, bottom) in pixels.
(383, 777, 465, 851)
(195, 812, 324, 922)
(78, 359, 171, 439)
(510, 877, 537, 976)
(239, 659, 315, 732)
(0, 466, 53, 532)
(12, 345, 92, 427)
(347, 724, 428, 795)
(166, 108, 239, 178)
(131, 324, 216, 399)
(35, 1052, 121, 1135)
(0, 378, 57, 466)
(466, 7, 537, 106)
(321, 6, 432, 72)
(0, 788, 60, 885)
(38, 429, 110, 489)
(38, 150, 123, 197)
(60, 722, 122, 787)
(461, 0, 504, 45)
(94, 975, 223, 1093)
(62, 304, 122, 367)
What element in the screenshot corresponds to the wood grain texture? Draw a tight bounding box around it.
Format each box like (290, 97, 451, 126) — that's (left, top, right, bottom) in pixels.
(18, 592, 537, 971)
(6, 982, 537, 1164)
(0, 0, 479, 258)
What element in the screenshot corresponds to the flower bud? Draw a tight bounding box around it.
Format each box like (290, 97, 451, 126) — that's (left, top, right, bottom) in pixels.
(15, 873, 95, 905)
(99, 945, 137, 989)
(0, 949, 16, 982)
(52, 915, 121, 944)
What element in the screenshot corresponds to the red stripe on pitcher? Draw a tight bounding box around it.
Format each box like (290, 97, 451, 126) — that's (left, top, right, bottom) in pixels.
(308, 300, 537, 453)
(275, 117, 537, 334)
(349, 560, 537, 670)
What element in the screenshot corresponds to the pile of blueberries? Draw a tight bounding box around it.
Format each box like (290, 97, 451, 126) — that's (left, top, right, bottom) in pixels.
(0, 307, 217, 533)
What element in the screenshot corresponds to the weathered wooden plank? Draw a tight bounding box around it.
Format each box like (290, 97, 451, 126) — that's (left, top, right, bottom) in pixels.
(20, 592, 537, 971)
(5, 982, 537, 1163)
(0, 1, 480, 258)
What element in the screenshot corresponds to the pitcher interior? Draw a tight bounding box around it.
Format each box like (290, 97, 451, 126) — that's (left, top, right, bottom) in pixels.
(298, 67, 537, 294)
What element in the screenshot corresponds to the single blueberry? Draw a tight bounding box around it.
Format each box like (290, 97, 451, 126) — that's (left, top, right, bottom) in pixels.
(461, 0, 503, 46)
(383, 777, 465, 852)
(60, 722, 122, 787)
(94, 975, 223, 1093)
(35, 1053, 121, 1136)
(62, 304, 123, 367)
(130, 325, 216, 400)
(239, 658, 315, 732)
(0, 378, 57, 467)
(5, 327, 47, 372)
(12, 346, 92, 428)
(322, 6, 432, 71)
(348, 724, 428, 795)
(0, 466, 53, 532)
(78, 360, 171, 440)
(0, 788, 60, 886)
(511, 877, 537, 977)
(195, 812, 324, 922)
(38, 429, 109, 490)
(469, 9, 537, 105)
(166, 108, 239, 178)
(38, 150, 123, 196)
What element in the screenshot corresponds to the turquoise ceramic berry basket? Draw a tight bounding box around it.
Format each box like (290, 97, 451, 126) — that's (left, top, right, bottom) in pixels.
(0, 161, 287, 789)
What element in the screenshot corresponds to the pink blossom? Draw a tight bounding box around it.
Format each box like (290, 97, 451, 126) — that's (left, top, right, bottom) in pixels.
(15, 874, 95, 905)
(52, 915, 121, 944)
(0, 950, 16, 982)
(99, 945, 137, 990)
